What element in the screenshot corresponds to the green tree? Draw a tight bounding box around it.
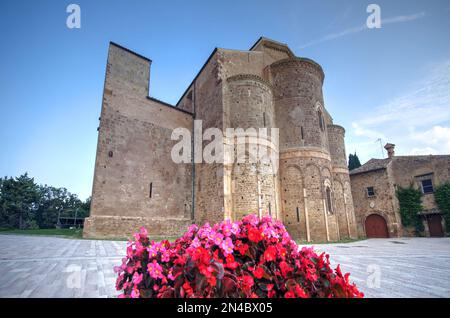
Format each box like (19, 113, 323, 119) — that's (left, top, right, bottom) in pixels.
(348, 153, 362, 171)
(434, 182, 450, 232)
(36, 186, 70, 228)
(0, 173, 91, 229)
(78, 196, 91, 219)
(396, 186, 424, 234)
(35, 187, 90, 228)
(0, 173, 40, 229)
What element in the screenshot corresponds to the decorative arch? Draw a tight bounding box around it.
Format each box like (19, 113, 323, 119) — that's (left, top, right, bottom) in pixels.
(282, 165, 305, 225)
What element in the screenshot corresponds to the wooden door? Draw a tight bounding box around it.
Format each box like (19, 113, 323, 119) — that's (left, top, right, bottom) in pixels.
(365, 214, 389, 238)
(427, 214, 444, 237)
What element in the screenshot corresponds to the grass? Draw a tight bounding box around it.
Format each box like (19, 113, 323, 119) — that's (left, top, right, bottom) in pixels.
(0, 228, 177, 242)
(296, 237, 364, 245)
(147, 236, 178, 242)
(0, 228, 84, 239)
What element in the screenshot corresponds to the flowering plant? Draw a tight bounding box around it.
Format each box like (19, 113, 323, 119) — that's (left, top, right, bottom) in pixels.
(114, 214, 363, 298)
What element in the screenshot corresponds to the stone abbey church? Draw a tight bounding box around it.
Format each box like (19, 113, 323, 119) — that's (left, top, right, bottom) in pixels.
(83, 37, 358, 241)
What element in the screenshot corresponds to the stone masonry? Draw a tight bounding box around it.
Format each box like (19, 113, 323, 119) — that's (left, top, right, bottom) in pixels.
(350, 143, 450, 238)
(84, 37, 358, 241)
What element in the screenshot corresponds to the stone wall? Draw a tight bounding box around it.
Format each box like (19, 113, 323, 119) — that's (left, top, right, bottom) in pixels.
(350, 168, 401, 238)
(390, 155, 450, 212)
(350, 155, 450, 238)
(270, 58, 327, 151)
(87, 38, 358, 242)
(84, 43, 194, 238)
(223, 74, 279, 220)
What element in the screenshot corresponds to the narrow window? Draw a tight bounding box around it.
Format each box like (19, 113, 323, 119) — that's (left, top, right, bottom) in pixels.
(108, 150, 113, 158)
(268, 202, 272, 216)
(296, 207, 300, 222)
(263, 112, 266, 127)
(149, 182, 153, 198)
(326, 187, 333, 213)
(367, 186, 375, 197)
(301, 126, 304, 140)
(421, 179, 434, 194)
(318, 111, 324, 131)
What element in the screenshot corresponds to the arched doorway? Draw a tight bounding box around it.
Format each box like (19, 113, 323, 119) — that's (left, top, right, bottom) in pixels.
(365, 214, 389, 238)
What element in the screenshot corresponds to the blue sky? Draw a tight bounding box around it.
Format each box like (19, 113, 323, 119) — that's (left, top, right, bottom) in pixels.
(1, 0, 450, 199)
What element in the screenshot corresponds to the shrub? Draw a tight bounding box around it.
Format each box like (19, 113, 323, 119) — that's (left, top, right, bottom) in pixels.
(434, 182, 450, 232)
(114, 215, 363, 298)
(396, 186, 424, 234)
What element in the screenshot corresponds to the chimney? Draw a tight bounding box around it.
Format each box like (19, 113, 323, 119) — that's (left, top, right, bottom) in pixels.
(384, 143, 395, 159)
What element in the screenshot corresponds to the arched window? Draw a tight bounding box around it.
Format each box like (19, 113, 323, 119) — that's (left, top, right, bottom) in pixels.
(325, 186, 333, 214)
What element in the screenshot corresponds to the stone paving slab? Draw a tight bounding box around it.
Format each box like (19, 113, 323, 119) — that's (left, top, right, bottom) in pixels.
(0, 235, 449, 298)
(303, 237, 450, 298)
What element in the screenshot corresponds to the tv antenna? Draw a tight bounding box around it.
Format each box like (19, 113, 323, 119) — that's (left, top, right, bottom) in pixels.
(375, 138, 384, 158)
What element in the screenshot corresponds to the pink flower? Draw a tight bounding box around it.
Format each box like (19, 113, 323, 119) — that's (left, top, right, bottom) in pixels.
(220, 237, 234, 256)
(131, 287, 140, 298)
(161, 249, 171, 262)
(132, 272, 143, 285)
(213, 232, 224, 246)
(243, 214, 259, 226)
(147, 245, 158, 258)
(147, 260, 164, 280)
(135, 241, 146, 255)
(231, 222, 240, 235)
(190, 236, 201, 249)
(139, 227, 148, 238)
(221, 220, 233, 237)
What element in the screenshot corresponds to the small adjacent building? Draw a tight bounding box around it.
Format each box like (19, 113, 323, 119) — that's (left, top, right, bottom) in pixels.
(350, 143, 450, 238)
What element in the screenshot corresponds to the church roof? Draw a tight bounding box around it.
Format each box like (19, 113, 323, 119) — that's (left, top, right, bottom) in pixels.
(349, 158, 392, 175)
(249, 37, 296, 58)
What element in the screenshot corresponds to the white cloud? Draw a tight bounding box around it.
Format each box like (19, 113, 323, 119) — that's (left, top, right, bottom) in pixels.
(410, 126, 450, 154)
(348, 60, 450, 162)
(352, 122, 386, 140)
(300, 11, 426, 49)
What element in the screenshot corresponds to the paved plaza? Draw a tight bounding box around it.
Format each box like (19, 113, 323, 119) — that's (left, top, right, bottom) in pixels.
(0, 234, 449, 298)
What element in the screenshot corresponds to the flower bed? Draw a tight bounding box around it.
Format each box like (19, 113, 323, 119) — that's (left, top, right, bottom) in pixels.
(114, 214, 363, 298)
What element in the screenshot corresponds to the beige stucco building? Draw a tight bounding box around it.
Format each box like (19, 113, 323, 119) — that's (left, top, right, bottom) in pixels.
(350, 143, 449, 238)
(83, 37, 358, 241)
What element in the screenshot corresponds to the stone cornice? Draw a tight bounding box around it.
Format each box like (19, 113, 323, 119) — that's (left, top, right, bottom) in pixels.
(226, 74, 273, 89)
(270, 57, 325, 83)
(327, 124, 346, 135)
(332, 167, 350, 174)
(280, 147, 331, 161)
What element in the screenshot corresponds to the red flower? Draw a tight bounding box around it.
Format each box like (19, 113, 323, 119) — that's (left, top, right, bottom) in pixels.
(263, 245, 277, 262)
(253, 267, 265, 279)
(280, 261, 293, 278)
(248, 227, 263, 243)
(267, 284, 276, 297)
(235, 240, 249, 255)
(225, 254, 239, 270)
(182, 281, 194, 297)
(294, 285, 308, 298)
(207, 275, 217, 287)
(241, 275, 254, 294)
(285, 291, 296, 298)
